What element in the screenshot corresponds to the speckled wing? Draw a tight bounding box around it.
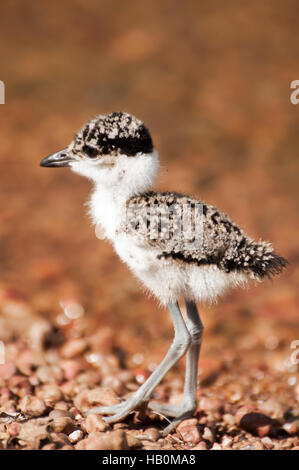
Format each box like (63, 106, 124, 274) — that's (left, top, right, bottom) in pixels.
(125, 192, 246, 271)
(125, 191, 287, 278)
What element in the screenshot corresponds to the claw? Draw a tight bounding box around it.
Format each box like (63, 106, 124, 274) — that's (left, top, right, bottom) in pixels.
(148, 401, 196, 435)
(86, 397, 148, 424)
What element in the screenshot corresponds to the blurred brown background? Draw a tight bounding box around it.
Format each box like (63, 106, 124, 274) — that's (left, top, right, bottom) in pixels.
(0, 1, 298, 381)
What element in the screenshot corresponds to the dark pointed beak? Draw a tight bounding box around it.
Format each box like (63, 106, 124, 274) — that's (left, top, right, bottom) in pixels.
(40, 148, 74, 168)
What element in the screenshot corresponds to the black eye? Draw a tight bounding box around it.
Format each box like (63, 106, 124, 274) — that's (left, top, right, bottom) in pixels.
(82, 144, 98, 158)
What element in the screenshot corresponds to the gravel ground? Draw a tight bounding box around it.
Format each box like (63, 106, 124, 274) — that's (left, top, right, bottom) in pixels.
(0, 288, 298, 450)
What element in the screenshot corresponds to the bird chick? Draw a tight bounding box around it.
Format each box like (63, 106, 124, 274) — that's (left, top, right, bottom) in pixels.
(41, 112, 287, 434)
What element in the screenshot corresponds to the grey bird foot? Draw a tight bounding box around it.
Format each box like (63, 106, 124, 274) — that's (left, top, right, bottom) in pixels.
(86, 397, 148, 424)
(148, 401, 197, 436)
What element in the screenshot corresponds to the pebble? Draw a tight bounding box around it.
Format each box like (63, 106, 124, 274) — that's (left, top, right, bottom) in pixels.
(261, 436, 274, 449)
(49, 409, 73, 418)
(75, 430, 128, 450)
(42, 443, 56, 450)
(101, 375, 126, 395)
(202, 426, 214, 443)
(239, 440, 264, 450)
(199, 396, 222, 412)
(259, 398, 285, 419)
(145, 427, 160, 442)
(48, 416, 75, 433)
(191, 441, 208, 450)
(28, 320, 53, 351)
(177, 419, 201, 445)
(54, 400, 69, 411)
(223, 413, 235, 427)
(236, 406, 273, 437)
(36, 365, 64, 384)
(50, 432, 72, 447)
(221, 435, 233, 448)
(68, 429, 83, 443)
(8, 375, 31, 397)
(18, 395, 47, 417)
(18, 417, 51, 448)
(126, 433, 142, 448)
(282, 420, 299, 434)
(60, 360, 82, 380)
(0, 361, 16, 380)
(61, 338, 88, 359)
(36, 384, 62, 405)
(74, 387, 119, 411)
(7, 422, 20, 437)
(84, 414, 109, 433)
(211, 443, 222, 450)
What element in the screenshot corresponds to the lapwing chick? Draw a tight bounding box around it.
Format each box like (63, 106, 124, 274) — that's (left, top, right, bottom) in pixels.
(40, 112, 287, 435)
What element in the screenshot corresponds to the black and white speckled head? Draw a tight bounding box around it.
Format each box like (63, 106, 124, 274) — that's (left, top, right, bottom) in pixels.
(71, 112, 154, 159)
(41, 112, 159, 194)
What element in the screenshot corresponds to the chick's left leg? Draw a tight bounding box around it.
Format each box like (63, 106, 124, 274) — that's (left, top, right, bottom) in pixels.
(86, 302, 191, 424)
(149, 301, 203, 435)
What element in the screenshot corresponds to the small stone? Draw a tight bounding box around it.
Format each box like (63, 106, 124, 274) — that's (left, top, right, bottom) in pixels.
(235, 405, 256, 425)
(101, 375, 126, 395)
(8, 375, 31, 397)
(240, 440, 264, 450)
(261, 437, 274, 449)
(259, 398, 285, 419)
(36, 384, 62, 406)
(279, 440, 293, 450)
(85, 414, 109, 433)
(60, 380, 76, 397)
(48, 416, 74, 433)
(19, 395, 47, 417)
(236, 406, 273, 437)
(54, 401, 69, 411)
(283, 420, 299, 434)
(145, 427, 160, 442)
(113, 422, 127, 430)
(199, 397, 222, 412)
(192, 441, 208, 450)
(177, 419, 200, 445)
(61, 338, 88, 359)
(49, 409, 74, 419)
(126, 433, 142, 448)
(202, 426, 214, 443)
(7, 422, 20, 437)
(223, 413, 235, 426)
(222, 435, 233, 448)
(42, 443, 56, 450)
(36, 365, 64, 384)
(75, 430, 128, 450)
(50, 432, 72, 448)
(68, 429, 83, 443)
(18, 417, 52, 448)
(211, 443, 222, 450)
(60, 360, 82, 381)
(0, 361, 17, 380)
(74, 387, 119, 412)
(28, 320, 53, 351)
